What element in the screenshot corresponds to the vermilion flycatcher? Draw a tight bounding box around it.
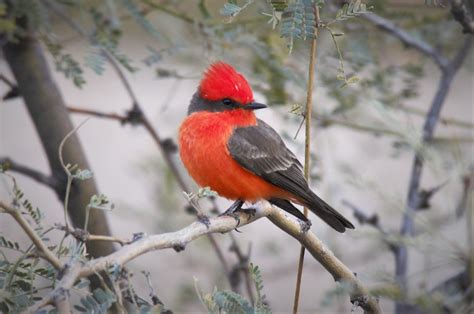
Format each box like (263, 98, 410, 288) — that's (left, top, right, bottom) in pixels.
(179, 62, 354, 232)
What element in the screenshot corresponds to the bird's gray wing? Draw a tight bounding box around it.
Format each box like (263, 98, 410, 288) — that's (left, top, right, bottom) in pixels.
(228, 119, 355, 233)
(227, 119, 312, 201)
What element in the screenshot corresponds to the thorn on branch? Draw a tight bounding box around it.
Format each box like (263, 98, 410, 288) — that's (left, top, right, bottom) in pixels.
(3, 86, 20, 100)
(123, 104, 144, 126)
(161, 138, 178, 153)
(342, 199, 380, 228)
(132, 232, 145, 242)
(415, 180, 448, 210)
(456, 170, 473, 217)
(172, 242, 186, 252)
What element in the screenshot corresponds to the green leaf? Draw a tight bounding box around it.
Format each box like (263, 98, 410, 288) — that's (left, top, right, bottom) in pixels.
(220, 3, 241, 17)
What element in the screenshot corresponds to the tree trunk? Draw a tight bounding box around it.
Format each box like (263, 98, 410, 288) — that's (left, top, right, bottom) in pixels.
(3, 34, 115, 258)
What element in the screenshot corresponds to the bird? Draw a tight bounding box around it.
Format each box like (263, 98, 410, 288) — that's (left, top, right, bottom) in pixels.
(178, 62, 354, 233)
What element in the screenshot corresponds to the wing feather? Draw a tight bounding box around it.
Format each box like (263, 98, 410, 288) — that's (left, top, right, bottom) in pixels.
(228, 119, 355, 233)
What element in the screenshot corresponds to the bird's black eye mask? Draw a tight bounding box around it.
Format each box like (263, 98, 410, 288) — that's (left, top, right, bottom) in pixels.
(188, 92, 267, 115)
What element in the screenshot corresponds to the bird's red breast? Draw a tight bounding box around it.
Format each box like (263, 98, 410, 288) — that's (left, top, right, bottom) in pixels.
(179, 109, 290, 201)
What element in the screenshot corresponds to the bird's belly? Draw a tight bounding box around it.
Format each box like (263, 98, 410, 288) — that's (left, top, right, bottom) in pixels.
(179, 119, 285, 201)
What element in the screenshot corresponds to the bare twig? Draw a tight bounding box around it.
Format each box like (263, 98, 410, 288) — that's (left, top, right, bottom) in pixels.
(0, 201, 63, 270)
(362, 13, 449, 70)
(449, 0, 474, 34)
(67, 106, 129, 123)
(317, 115, 474, 143)
(342, 199, 398, 254)
(29, 201, 380, 313)
(55, 224, 129, 246)
(0, 73, 15, 88)
(294, 4, 320, 313)
(0, 157, 59, 192)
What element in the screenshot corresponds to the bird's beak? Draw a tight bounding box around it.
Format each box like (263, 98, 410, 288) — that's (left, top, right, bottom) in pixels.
(245, 102, 267, 110)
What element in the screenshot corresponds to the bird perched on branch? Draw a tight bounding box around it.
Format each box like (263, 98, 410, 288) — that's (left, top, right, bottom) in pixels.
(179, 62, 354, 233)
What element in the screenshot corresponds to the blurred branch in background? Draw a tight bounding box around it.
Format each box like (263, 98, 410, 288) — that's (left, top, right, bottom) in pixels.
(449, 0, 474, 34)
(0, 157, 60, 192)
(353, 8, 474, 313)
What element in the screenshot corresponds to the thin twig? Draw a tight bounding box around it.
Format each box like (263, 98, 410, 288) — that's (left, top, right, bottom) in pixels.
(58, 119, 90, 231)
(316, 116, 474, 143)
(67, 106, 129, 123)
(0, 201, 63, 270)
(0, 157, 59, 191)
(293, 4, 320, 313)
(0, 73, 15, 88)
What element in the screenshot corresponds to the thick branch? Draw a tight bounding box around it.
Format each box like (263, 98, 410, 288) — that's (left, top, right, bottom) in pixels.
(3, 32, 114, 259)
(450, 0, 474, 34)
(30, 202, 380, 313)
(0, 201, 63, 270)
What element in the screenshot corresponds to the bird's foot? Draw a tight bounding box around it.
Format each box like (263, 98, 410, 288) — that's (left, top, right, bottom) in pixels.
(299, 219, 312, 233)
(218, 200, 244, 229)
(235, 206, 256, 218)
(197, 213, 211, 229)
(220, 199, 244, 216)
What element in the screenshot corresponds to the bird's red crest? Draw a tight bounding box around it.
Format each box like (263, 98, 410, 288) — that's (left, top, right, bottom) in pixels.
(199, 62, 254, 104)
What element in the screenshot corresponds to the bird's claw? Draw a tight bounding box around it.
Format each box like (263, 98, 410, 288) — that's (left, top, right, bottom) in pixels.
(197, 214, 211, 229)
(299, 219, 312, 233)
(237, 206, 256, 218)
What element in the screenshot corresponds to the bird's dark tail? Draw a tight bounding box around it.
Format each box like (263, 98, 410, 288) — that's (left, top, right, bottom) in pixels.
(302, 191, 354, 233)
(270, 194, 354, 233)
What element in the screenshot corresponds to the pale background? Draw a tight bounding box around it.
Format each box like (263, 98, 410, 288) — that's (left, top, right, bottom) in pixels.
(1, 4, 473, 313)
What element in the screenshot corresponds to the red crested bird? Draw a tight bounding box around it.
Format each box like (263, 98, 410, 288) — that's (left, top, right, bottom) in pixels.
(179, 62, 354, 232)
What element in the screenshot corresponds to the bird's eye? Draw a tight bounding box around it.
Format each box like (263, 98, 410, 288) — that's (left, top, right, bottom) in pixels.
(222, 98, 233, 106)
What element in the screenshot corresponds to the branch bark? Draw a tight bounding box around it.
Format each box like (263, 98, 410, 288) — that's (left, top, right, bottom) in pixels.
(0, 157, 60, 192)
(450, 0, 474, 34)
(0, 201, 63, 270)
(28, 201, 380, 313)
(2, 34, 115, 259)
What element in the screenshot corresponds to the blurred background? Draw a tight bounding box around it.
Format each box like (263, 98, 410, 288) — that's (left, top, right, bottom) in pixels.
(0, 0, 472, 313)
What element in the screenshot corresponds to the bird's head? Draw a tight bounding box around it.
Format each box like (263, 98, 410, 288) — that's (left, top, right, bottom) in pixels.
(188, 62, 267, 115)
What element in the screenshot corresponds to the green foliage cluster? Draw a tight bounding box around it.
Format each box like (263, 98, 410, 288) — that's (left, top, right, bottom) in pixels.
(195, 263, 271, 314)
(280, 0, 320, 51)
(0, 165, 173, 313)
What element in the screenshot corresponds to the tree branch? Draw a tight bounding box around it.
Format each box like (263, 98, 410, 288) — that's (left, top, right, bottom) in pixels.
(449, 0, 474, 34)
(362, 13, 449, 70)
(268, 209, 381, 313)
(0, 157, 60, 192)
(29, 201, 380, 313)
(0, 201, 63, 270)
